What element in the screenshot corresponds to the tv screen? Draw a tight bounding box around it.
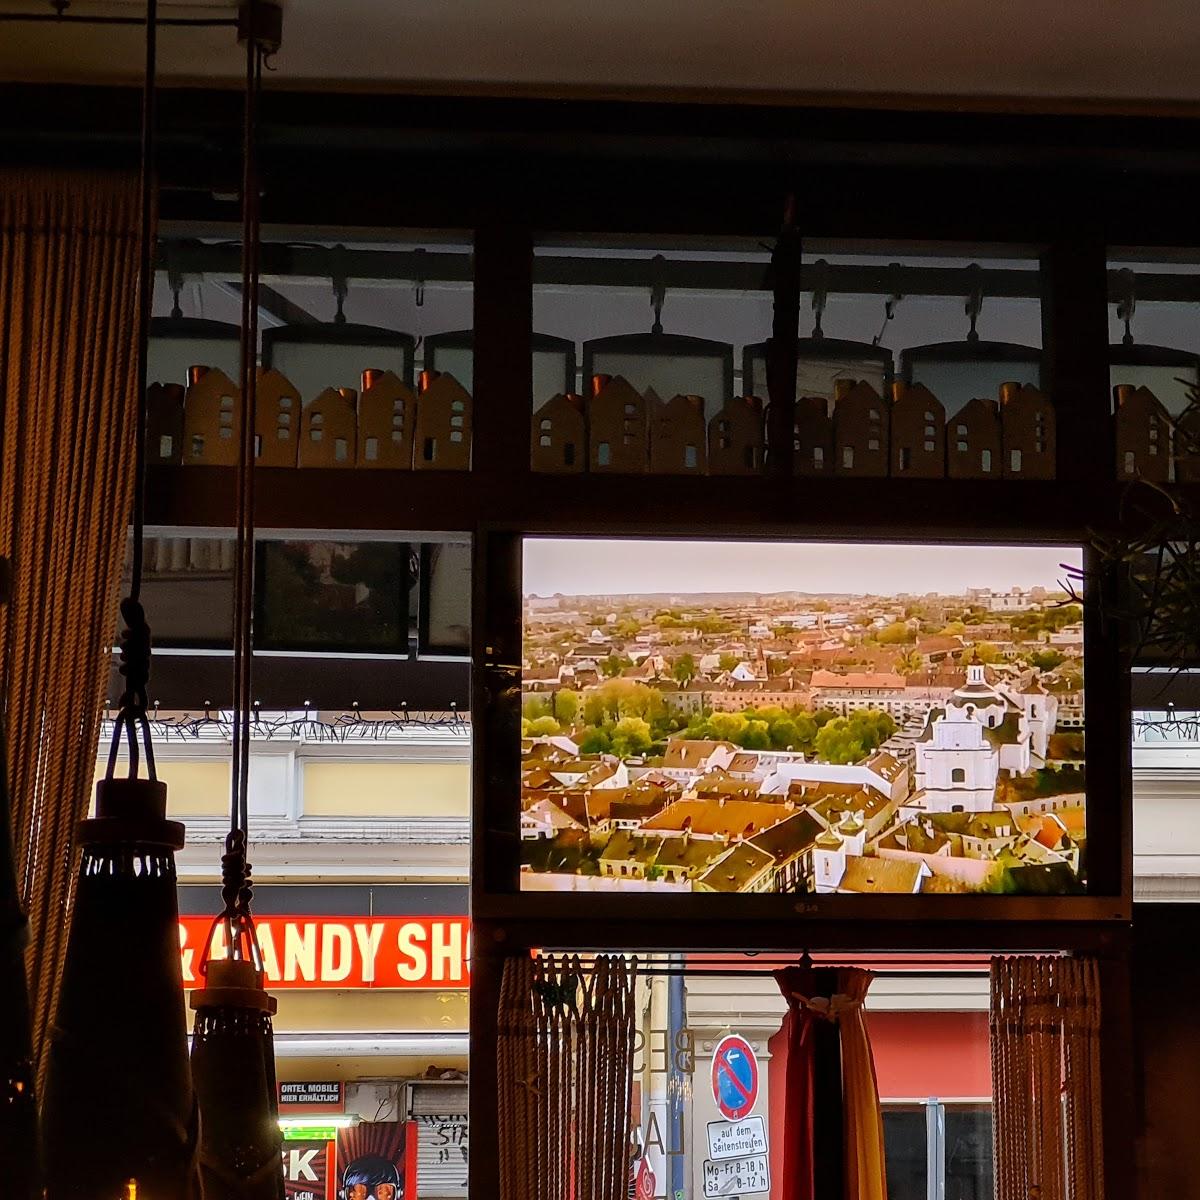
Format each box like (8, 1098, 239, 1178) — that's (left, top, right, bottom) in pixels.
(520, 538, 1085, 896)
(256, 539, 410, 654)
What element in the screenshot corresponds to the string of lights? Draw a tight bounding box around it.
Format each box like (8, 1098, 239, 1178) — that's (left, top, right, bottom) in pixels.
(99, 702, 470, 743)
(1133, 706, 1200, 741)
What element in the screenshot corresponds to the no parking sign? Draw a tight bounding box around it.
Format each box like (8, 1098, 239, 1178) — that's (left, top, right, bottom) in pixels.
(711, 1034, 759, 1121)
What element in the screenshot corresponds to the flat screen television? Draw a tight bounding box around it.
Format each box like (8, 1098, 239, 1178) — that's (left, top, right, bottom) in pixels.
(518, 537, 1087, 897)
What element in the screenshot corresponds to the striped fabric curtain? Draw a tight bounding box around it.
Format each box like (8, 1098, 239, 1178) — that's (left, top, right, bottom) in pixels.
(0, 167, 141, 1081)
(498, 954, 638, 1200)
(990, 955, 1104, 1200)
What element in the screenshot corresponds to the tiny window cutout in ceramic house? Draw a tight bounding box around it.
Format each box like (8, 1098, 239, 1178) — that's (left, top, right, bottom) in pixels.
(589, 376, 647, 472)
(358, 369, 416, 468)
(414, 372, 471, 470)
(146, 382, 185, 466)
(299, 387, 357, 468)
(183, 366, 241, 466)
(531, 394, 587, 473)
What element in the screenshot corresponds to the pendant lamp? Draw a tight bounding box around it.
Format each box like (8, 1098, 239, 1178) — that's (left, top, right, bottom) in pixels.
(189, 5, 284, 1196)
(40, 682, 200, 1200)
(0, 557, 39, 1200)
(149, 316, 243, 392)
(426, 328, 577, 410)
(191, 850, 282, 1199)
(260, 244, 415, 402)
(1109, 269, 1200, 417)
(581, 256, 734, 421)
(898, 263, 1041, 416)
(742, 260, 895, 403)
(147, 299, 241, 467)
(41, 3, 202, 1196)
(148, 243, 242, 404)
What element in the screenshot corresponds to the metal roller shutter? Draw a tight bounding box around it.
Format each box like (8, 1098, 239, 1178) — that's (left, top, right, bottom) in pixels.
(410, 1083, 469, 1198)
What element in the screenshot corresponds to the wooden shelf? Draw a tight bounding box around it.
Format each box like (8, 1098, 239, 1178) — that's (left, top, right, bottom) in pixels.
(147, 464, 1117, 538)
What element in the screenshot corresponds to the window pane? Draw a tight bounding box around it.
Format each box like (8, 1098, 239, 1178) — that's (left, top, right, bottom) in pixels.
(945, 1106, 994, 1200)
(883, 1107, 928, 1200)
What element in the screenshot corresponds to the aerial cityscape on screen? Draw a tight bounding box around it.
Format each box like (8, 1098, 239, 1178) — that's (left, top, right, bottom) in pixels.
(520, 539, 1086, 895)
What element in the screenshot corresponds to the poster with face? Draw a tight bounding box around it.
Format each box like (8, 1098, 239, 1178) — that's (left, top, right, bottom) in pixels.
(337, 1121, 418, 1200)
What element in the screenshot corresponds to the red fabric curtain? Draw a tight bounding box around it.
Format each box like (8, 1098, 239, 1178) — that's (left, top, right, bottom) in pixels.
(776, 966, 886, 1200)
(777, 997, 819, 1200)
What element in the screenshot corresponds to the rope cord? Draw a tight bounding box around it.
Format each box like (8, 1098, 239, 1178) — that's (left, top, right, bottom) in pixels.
(498, 954, 636, 1200)
(990, 955, 1104, 1200)
(221, 0, 264, 944)
(104, 0, 157, 786)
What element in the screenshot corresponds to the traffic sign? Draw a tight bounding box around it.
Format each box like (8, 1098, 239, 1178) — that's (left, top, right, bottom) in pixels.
(703, 1153, 770, 1197)
(711, 1034, 759, 1121)
(707, 1115, 767, 1161)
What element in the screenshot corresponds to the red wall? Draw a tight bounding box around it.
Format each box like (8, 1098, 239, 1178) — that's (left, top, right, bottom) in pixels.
(866, 1010, 992, 1100)
(767, 1009, 992, 1191)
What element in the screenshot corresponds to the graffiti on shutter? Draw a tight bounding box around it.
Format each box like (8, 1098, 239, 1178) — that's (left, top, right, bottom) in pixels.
(412, 1084, 468, 1198)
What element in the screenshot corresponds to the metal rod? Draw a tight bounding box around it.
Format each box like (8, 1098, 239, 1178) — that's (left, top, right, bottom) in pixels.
(155, 239, 1200, 304)
(231, 11, 262, 841)
(0, 12, 236, 23)
(535, 966, 989, 979)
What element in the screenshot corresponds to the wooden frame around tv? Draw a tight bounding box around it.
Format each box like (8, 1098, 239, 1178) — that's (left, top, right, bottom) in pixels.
(472, 525, 1129, 926)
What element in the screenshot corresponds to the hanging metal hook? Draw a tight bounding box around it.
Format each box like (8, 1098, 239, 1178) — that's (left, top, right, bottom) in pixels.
(1116, 267, 1137, 346)
(873, 262, 904, 347)
(964, 262, 984, 344)
(809, 257, 830, 340)
(413, 247, 427, 308)
(166, 242, 184, 320)
(649, 253, 666, 335)
(330, 242, 349, 325)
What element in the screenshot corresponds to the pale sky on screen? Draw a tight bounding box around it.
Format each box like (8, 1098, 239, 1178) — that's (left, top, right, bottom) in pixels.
(522, 538, 1082, 598)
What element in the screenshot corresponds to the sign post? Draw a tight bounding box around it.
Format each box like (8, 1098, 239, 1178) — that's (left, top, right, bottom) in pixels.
(706, 1036, 769, 1197)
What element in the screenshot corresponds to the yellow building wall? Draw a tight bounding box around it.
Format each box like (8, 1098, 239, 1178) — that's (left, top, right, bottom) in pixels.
(92, 758, 230, 817)
(302, 762, 470, 818)
(273, 988, 469, 1033)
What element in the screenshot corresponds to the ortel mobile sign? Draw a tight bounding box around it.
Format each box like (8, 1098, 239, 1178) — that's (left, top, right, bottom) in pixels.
(179, 916, 470, 989)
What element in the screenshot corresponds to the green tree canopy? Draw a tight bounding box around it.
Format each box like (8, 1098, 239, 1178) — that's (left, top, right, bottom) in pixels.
(673, 653, 697, 685)
(578, 726, 613, 753)
(526, 716, 561, 736)
(1027, 649, 1065, 672)
(552, 689, 581, 725)
(877, 622, 916, 645)
(812, 708, 897, 765)
(601, 653, 633, 678)
(610, 716, 653, 758)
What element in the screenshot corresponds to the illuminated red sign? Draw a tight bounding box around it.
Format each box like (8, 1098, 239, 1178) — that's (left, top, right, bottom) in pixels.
(179, 916, 471, 990)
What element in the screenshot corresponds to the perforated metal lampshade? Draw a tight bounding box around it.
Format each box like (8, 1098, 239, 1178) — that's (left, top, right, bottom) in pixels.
(191, 955, 284, 1200)
(582, 331, 734, 419)
(262, 323, 415, 403)
(742, 336, 894, 404)
(425, 328, 576, 409)
(41, 778, 200, 1200)
(147, 315, 241, 388)
(1109, 343, 1200, 416)
(899, 339, 1042, 416)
